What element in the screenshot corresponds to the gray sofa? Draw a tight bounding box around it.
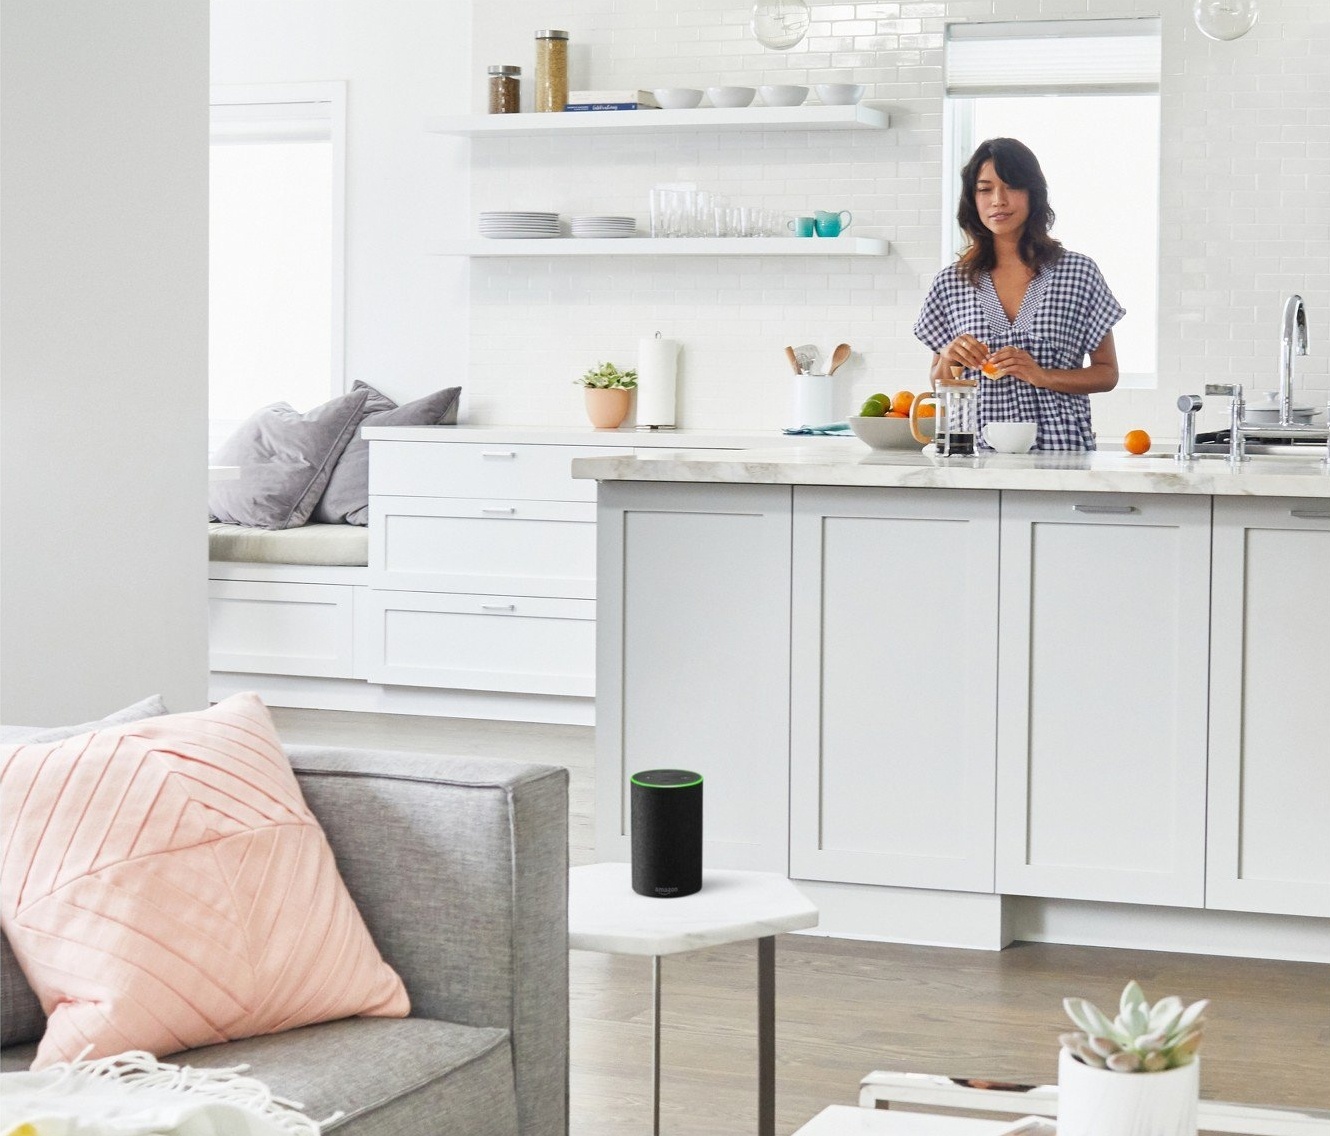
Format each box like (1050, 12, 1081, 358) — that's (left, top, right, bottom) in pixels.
(0, 744, 570, 1136)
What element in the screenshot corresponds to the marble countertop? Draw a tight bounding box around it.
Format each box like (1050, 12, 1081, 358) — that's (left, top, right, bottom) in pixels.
(361, 423, 845, 449)
(570, 442, 1330, 498)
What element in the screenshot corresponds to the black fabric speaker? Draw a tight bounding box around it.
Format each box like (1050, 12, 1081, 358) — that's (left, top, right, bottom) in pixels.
(630, 769, 703, 898)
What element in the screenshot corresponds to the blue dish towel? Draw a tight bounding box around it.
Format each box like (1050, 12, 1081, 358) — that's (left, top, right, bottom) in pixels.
(782, 422, 852, 436)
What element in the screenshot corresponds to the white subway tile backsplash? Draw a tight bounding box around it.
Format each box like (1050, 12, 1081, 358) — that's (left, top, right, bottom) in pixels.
(464, 0, 1330, 439)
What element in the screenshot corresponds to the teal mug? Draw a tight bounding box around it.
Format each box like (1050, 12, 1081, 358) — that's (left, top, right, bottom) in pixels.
(814, 209, 852, 237)
(787, 215, 815, 237)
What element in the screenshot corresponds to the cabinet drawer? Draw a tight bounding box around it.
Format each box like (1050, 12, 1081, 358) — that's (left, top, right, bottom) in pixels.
(369, 441, 614, 502)
(369, 496, 596, 598)
(359, 591, 595, 696)
(209, 580, 356, 678)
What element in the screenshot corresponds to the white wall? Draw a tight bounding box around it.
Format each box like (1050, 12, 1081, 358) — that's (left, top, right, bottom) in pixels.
(208, 1, 1329, 444)
(0, 0, 210, 723)
(209, 0, 472, 412)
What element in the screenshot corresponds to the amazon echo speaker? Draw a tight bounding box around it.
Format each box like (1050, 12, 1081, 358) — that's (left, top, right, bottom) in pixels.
(630, 769, 703, 898)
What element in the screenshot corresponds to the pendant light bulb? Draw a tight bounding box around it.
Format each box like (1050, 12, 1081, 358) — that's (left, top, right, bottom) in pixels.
(1193, 0, 1259, 41)
(750, 0, 811, 51)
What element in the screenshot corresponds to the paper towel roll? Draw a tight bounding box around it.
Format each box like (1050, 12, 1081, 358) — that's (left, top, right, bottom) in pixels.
(637, 336, 679, 428)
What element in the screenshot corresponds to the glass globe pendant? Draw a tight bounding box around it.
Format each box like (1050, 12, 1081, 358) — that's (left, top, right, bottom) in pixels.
(750, 0, 811, 50)
(1193, 0, 1259, 41)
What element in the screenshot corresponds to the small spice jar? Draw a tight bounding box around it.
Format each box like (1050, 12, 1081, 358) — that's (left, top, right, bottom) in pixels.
(487, 65, 521, 114)
(534, 29, 569, 113)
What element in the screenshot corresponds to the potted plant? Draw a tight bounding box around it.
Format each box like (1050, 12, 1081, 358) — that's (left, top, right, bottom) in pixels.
(577, 362, 637, 429)
(1057, 980, 1208, 1136)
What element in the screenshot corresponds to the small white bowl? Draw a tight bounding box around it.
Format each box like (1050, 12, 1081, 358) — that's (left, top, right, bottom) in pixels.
(653, 87, 704, 110)
(815, 83, 865, 106)
(847, 415, 926, 451)
(758, 84, 808, 107)
(983, 421, 1038, 453)
(706, 85, 757, 109)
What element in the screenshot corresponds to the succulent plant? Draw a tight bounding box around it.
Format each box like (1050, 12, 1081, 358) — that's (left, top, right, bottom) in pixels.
(578, 362, 638, 390)
(1060, 980, 1208, 1073)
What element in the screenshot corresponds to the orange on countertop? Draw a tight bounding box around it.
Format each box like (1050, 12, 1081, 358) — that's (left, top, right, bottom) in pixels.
(1124, 429, 1151, 455)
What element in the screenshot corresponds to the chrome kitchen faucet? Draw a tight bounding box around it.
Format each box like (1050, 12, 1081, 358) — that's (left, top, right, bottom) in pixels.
(1279, 294, 1309, 428)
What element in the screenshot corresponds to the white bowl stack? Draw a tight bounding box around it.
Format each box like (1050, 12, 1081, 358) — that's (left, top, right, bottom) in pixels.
(570, 215, 636, 238)
(479, 211, 561, 239)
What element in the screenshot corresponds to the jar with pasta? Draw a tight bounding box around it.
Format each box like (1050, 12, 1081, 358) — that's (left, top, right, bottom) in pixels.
(534, 29, 569, 112)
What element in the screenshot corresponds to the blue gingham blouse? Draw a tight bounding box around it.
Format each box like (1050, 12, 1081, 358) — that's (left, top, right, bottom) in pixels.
(913, 251, 1125, 451)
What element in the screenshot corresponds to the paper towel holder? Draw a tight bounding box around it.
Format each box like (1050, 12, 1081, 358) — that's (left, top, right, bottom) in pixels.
(636, 331, 679, 431)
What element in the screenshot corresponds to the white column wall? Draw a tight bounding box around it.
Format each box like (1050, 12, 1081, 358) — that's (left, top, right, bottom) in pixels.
(0, 0, 210, 723)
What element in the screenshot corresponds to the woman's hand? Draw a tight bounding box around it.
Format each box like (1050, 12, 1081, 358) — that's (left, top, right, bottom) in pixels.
(984, 346, 1048, 387)
(942, 334, 990, 371)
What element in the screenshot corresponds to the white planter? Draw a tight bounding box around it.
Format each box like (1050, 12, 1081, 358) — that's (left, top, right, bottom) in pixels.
(1057, 1048, 1199, 1136)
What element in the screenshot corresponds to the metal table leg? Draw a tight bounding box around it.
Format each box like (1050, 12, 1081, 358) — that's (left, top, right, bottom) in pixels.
(652, 954, 662, 1136)
(758, 935, 775, 1136)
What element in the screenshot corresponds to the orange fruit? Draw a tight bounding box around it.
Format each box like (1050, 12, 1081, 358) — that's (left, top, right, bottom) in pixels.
(1124, 429, 1151, 455)
(981, 362, 1005, 380)
(915, 401, 936, 418)
(892, 390, 915, 415)
(886, 411, 907, 418)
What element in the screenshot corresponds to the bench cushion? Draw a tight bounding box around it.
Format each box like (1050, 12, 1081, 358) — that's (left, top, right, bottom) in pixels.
(209, 522, 369, 566)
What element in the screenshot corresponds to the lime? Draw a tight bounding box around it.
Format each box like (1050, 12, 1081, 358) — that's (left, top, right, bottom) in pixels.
(859, 396, 887, 417)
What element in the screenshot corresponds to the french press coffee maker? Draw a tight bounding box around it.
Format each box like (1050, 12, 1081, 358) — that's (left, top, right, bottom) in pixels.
(909, 365, 979, 456)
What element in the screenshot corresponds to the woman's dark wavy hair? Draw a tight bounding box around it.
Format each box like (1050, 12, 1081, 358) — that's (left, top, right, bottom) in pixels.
(956, 137, 1062, 284)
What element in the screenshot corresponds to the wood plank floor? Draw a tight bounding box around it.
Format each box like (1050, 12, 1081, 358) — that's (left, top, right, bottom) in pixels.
(272, 708, 1330, 1134)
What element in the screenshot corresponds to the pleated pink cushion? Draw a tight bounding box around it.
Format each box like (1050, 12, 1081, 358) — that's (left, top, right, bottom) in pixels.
(0, 692, 409, 1068)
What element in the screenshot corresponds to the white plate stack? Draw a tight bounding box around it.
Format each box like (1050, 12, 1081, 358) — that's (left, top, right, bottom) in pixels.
(479, 211, 561, 239)
(570, 215, 636, 238)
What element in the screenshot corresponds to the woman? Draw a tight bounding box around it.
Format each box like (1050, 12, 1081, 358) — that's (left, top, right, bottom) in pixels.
(914, 138, 1125, 451)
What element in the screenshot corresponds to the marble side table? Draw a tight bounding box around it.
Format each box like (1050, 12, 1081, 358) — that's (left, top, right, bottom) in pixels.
(569, 862, 819, 1136)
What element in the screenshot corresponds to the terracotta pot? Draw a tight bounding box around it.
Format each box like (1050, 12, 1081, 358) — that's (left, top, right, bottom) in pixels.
(584, 387, 631, 429)
(1058, 1049, 1199, 1136)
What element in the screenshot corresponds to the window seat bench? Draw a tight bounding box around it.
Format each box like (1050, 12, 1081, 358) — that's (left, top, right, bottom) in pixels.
(209, 522, 369, 567)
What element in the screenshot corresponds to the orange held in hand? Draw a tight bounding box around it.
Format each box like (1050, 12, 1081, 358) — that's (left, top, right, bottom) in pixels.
(1124, 429, 1151, 455)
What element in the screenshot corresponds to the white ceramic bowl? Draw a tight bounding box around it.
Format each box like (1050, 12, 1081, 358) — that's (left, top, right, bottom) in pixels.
(653, 87, 704, 110)
(815, 83, 865, 106)
(847, 415, 926, 451)
(759, 84, 808, 107)
(706, 85, 757, 108)
(983, 421, 1038, 453)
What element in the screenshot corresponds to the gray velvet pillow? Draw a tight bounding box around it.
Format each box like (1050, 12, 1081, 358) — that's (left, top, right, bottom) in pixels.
(312, 382, 462, 526)
(209, 388, 371, 530)
(0, 693, 170, 1047)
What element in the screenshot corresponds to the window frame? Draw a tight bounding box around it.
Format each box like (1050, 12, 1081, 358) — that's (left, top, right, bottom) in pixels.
(209, 81, 347, 402)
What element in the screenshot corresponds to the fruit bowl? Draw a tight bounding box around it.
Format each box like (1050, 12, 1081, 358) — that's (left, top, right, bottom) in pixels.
(847, 415, 927, 451)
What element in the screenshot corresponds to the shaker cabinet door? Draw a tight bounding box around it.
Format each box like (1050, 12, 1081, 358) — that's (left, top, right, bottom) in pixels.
(995, 491, 1212, 907)
(595, 481, 793, 873)
(789, 486, 1000, 893)
(1207, 497, 1330, 917)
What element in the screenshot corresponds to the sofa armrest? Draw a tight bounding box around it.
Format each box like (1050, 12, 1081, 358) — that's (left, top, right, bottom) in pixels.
(287, 745, 568, 1136)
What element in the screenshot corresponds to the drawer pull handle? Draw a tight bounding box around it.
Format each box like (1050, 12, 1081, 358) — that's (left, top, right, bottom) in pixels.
(481, 603, 516, 613)
(482, 507, 517, 515)
(1072, 504, 1138, 515)
(1290, 509, 1330, 519)
(481, 450, 517, 459)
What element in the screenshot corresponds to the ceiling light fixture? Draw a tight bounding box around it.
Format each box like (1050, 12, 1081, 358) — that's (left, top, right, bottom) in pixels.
(1193, 0, 1259, 41)
(750, 0, 811, 50)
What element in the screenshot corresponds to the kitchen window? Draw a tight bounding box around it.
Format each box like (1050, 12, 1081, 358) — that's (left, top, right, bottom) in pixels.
(209, 82, 346, 450)
(943, 19, 1162, 389)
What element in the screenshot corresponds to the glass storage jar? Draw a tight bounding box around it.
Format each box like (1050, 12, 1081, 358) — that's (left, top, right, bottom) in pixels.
(534, 29, 569, 113)
(487, 65, 521, 114)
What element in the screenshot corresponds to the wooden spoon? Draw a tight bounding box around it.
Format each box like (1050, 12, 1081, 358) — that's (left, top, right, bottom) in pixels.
(784, 345, 802, 374)
(826, 343, 852, 375)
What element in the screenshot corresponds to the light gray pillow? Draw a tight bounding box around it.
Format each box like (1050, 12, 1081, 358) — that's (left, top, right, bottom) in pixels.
(312, 382, 462, 526)
(209, 388, 371, 530)
(0, 692, 169, 1047)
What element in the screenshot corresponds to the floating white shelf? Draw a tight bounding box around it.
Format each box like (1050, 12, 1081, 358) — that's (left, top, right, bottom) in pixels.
(426, 103, 889, 137)
(427, 236, 890, 257)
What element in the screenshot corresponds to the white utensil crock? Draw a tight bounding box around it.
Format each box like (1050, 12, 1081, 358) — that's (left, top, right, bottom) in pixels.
(792, 372, 834, 427)
(1057, 1049, 1199, 1136)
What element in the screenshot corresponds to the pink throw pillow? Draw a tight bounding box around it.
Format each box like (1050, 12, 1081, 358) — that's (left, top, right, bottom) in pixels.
(0, 692, 409, 1068)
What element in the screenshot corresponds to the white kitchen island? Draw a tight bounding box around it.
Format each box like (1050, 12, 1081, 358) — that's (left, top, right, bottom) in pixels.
(572, 444, 1330, 961)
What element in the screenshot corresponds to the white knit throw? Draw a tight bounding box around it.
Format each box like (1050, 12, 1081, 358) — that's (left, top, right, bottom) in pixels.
(0, 1049, 342, 1136)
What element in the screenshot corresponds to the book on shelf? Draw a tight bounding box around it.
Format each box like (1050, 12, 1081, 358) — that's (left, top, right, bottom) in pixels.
(564, 102, 658, 112)
(566, 89, 660, 108)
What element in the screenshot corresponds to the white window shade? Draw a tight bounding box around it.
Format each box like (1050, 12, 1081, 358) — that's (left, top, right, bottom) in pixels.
(210, 100, 333, 145)
(946, 18, 1161, 97)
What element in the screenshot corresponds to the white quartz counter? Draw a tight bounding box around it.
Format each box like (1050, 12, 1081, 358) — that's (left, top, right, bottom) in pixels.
(571, 442, 1330, 498)
(361, 423, 844, 449)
